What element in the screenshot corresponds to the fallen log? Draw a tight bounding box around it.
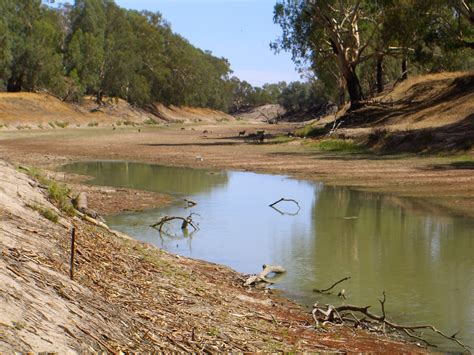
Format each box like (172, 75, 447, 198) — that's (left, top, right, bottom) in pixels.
(312, 292, 470, 351)
(74, 192, 88, 210)
(244, 264, 286, 287)
(72, 192, 104, 221)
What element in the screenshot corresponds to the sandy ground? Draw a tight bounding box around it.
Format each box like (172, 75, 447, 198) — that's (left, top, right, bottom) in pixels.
(0, 123, 473, 217)
(0, 159, 422, 352)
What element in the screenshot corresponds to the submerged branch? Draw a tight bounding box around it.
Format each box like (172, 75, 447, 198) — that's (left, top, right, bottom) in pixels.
(314, 276, 351, 294)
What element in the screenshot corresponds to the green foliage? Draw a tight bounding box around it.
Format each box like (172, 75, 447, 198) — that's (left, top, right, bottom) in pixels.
(295, 125, 327, 138)
(24, 166, 75, 216)
(47, 181, 75, 216)
(143, 118, 157, 125)
(54, 121, 69, 128)
(0, 1, 234, 111)
(307, 138, 366, 153)
(31, 203, 59, 223)
(279, 81, 328, 113)
(273, 0, 474, 105)
(268, 134, 295, 144)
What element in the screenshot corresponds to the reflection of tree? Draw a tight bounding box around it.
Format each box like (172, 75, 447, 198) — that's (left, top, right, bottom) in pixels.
(61, 161, 228, 195)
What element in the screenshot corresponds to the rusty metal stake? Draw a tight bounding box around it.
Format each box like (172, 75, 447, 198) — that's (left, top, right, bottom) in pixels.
(70, 227, 76, 280)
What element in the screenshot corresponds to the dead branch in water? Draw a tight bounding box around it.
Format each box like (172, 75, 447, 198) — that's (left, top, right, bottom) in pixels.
(314, 276, 351, 294)
(269, 198, 301, 216)
(184, 199, 197, 208)
(244, 264, 286, 287)
(151, 213, 199, 233)
(312, 292, 470, 351)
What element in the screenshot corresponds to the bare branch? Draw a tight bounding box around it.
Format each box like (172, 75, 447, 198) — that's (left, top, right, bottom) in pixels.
(314, 276, 351, 294)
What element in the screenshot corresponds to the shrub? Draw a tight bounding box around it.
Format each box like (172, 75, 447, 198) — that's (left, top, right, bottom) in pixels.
(308, 138, 366, 153)
(295, 125, 327, 138)
(143, 118, 157, 125)
(54, 121, 69, 128)
(30, 204, 59, 223)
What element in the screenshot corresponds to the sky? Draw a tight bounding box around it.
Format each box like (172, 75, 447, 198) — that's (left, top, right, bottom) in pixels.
(55, 0, 302, 86)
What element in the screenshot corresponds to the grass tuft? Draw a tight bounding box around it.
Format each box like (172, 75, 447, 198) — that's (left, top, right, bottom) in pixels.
(295, 125, 327, 138)
(30, 203, 59, 223)
(307, 138, 366, 153)
(54, 121, 69, 128)
(23, 167, 75, 216)
(143, 118, 157, 125)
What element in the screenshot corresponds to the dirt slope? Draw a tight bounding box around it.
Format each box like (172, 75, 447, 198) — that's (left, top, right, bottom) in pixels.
(0, 160, 417, 352)
(0, 93, 233, 128)
(234, 104, 285, 122)
(321, 72, 474, 152)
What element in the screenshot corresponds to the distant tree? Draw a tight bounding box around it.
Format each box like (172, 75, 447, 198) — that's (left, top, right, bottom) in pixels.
(3, 0, 65, 94)
(279, 80, 328, 113)
(65, 0, 106, 101)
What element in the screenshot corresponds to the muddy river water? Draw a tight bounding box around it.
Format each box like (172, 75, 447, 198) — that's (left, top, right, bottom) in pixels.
(61, 161, 474, 350)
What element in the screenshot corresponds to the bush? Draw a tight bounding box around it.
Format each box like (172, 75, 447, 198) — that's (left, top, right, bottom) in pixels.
(143, 118, 157, 125)
(308, 138, 366, 153)
(295, 125, 327, 138)
(54, 121, 69, 128)
(23, 167, 75, 216)
(47, 181, 75, 216)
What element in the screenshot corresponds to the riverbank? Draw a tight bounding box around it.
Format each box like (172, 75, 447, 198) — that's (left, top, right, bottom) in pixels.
(0, 123, 472, 218)
(0, 159, 422, 352)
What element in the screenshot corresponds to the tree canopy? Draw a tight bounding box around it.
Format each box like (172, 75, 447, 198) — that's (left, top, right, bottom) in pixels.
(272, 0, 473, 108)
(0, 0, 235, 111)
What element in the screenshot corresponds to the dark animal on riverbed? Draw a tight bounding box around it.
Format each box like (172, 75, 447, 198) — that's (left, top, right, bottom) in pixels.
(238, 130, 246, 137)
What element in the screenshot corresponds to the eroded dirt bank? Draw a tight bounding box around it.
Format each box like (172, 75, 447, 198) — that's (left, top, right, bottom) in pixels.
(0, 159, 421, 352)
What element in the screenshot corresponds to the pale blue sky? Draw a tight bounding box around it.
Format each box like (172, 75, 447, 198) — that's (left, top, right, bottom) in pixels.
(54, 0, 301, 86)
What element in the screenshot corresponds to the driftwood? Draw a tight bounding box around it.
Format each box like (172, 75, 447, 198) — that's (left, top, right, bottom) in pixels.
(269, 198, 301, 216)
(72, 192, 103, 221)
(184, 199, 197, 208)
(312, 292, 470, 351)
(151, 213, 199, 233)
(314, 276, 351, 294)
(244, 264, 286, 287)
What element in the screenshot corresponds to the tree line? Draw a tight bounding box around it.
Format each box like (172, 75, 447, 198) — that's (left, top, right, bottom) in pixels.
(272, 0, 473, 108)
(0, 0, 331, 114)
(0, 0, 237, 110)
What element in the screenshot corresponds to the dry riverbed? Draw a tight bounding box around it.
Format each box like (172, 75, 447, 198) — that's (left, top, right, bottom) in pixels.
(0, 123, 473, 217)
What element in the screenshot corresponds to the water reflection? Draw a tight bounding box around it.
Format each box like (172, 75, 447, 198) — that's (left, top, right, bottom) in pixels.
(61, 161, 474, 350)
(61, 161, 228, 195)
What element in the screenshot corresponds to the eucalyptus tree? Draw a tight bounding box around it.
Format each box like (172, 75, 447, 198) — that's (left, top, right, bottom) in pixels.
(2, 0, 64, 93)
(65, 0, 107, 101)
(273, 0, 386, 107)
